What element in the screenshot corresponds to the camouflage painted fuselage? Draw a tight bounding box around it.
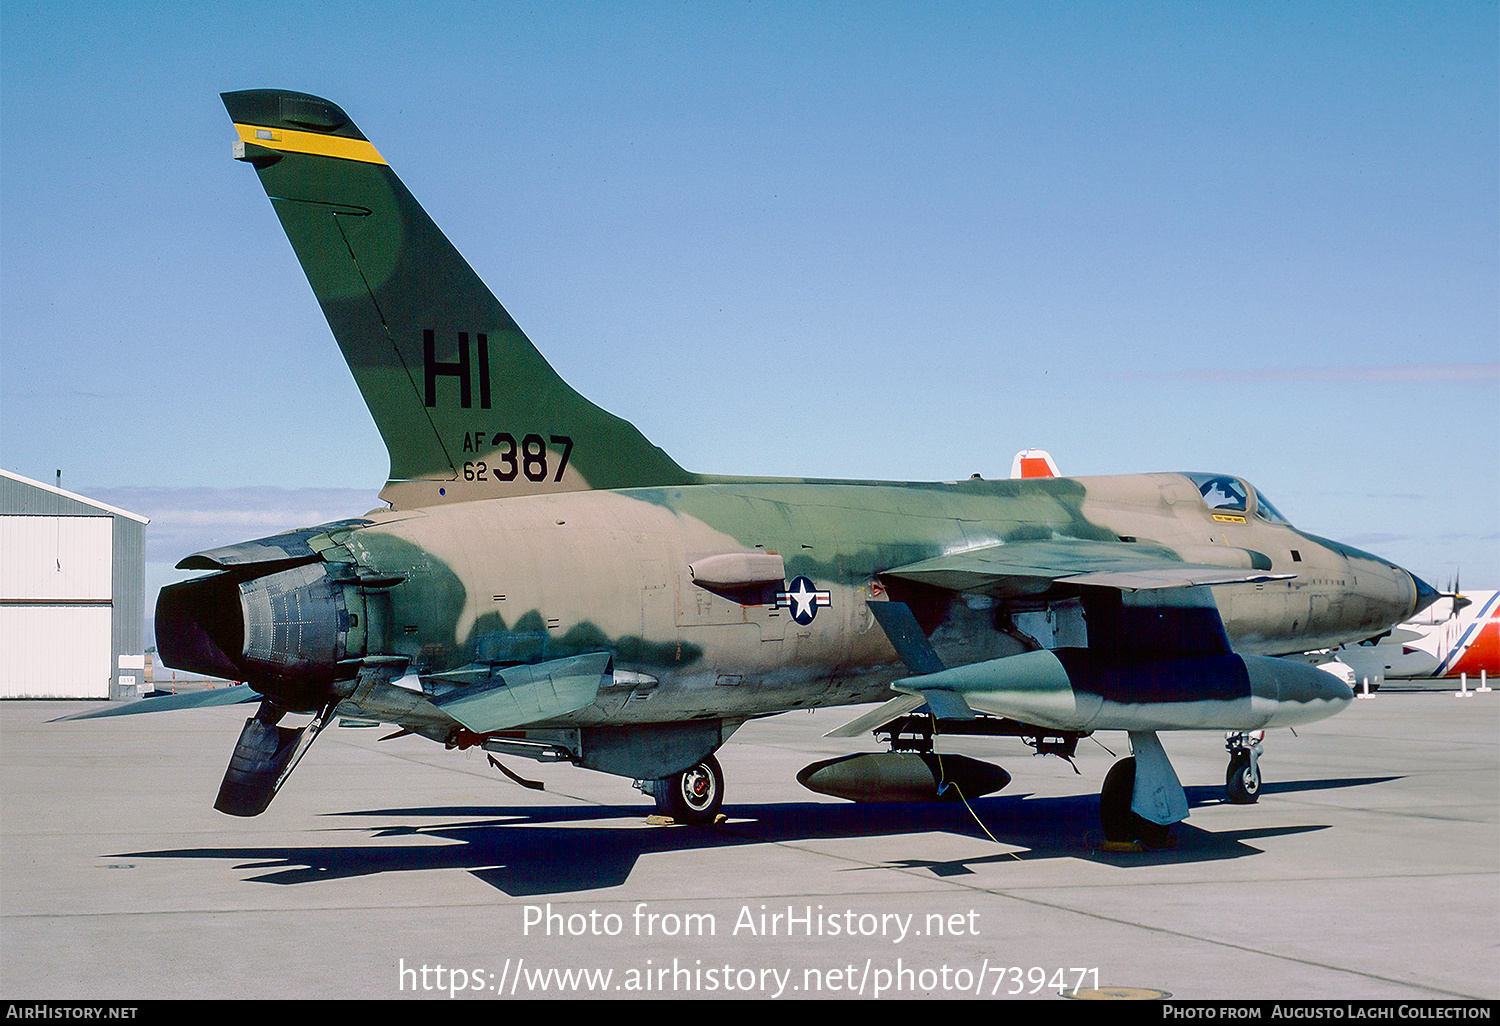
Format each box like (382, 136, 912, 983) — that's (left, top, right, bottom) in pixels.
(268, 472, 1417, 730)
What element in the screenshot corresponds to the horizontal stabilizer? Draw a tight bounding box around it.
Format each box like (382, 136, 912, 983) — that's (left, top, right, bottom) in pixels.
(53, 685, 259, 721)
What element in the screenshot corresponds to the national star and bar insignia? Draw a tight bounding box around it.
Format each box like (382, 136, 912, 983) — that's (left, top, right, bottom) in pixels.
(775, 576, 832, 626)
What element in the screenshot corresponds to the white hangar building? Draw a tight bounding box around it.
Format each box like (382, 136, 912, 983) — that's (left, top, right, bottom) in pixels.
(1, 469, 148, 700)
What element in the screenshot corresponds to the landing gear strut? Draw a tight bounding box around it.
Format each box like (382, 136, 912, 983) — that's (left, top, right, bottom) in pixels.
(1224, 731, 1263, 804)
(651, 754, 724, 824)
(1099, 758, 1172, 848)
(1098, 732, 1188, 848)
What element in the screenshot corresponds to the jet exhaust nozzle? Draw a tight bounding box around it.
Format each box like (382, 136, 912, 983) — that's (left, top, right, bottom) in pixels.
(156, 560, 358, 711)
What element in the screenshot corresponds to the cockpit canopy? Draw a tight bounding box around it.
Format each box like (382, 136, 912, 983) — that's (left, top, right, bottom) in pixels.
(1183, 473, 1291, 525)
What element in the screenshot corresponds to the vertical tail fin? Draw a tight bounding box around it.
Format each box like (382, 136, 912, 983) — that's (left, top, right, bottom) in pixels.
(221, 90, 694, 508)
(1010, 449, 1059, 479)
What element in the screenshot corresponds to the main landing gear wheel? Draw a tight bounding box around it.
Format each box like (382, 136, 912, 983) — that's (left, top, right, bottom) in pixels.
(1225, 751, 1261, 804)
(1099, 757, 1172, 849)
(654, 754, 724, 825)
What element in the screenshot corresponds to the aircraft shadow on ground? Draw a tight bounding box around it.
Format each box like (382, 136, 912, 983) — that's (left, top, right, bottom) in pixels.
(115, 775, 1397, 896)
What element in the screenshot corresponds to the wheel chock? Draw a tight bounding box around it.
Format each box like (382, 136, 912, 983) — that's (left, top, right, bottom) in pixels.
(645, 812, 728, 826)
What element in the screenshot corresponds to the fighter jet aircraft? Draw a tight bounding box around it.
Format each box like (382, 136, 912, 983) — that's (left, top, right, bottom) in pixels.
(123, 90, 1438, 846)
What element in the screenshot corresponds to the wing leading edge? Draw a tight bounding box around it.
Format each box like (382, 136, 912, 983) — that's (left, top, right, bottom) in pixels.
(881, 538, 1294, 595)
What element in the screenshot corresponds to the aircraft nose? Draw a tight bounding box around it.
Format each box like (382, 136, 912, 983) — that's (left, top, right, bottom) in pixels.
(1409, 572, 1441, 617)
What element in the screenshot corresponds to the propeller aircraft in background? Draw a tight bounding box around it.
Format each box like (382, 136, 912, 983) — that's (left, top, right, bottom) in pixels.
(1308, 585, 1497, 688)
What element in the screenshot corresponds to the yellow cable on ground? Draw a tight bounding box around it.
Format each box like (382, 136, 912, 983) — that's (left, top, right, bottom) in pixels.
(929, 713, 1022, 859)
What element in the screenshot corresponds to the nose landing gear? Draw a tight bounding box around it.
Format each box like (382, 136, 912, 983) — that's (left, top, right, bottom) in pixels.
(1225, 731, 1264, 804)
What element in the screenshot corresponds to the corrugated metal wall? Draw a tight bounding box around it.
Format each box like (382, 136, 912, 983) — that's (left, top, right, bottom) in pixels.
(1, 473, 146, 700)
(0, 516, 114, 698)
(0, 475, 110, 517)
(0, 605, 113, 698)
(111, 516, 145, 696)
(0, 516, 113, 598)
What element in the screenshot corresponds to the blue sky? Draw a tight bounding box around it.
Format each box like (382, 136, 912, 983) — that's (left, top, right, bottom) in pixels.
(2, 1, 1496, 631)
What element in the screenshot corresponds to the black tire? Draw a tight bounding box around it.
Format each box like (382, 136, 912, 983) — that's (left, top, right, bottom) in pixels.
(1226, 752, 1261, 804)
(654, 754, 724, 825)
(1099, 757, 1172, 847)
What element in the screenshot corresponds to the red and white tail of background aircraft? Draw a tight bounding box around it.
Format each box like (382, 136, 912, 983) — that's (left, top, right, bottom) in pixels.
(1411, 589, 1498, 679)
(1321, 589, 1498, 684)
(1009, 448, 1060, 480)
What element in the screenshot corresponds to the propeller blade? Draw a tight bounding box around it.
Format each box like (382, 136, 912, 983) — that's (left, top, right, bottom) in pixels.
(1443, 570, 1471, 618)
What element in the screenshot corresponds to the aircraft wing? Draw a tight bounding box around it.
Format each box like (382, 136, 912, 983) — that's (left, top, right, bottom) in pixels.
(881, 539, 1293, 596)
(844, 539, 1346, 777)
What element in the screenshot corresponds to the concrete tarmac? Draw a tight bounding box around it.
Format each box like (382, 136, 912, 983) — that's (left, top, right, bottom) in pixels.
(2, 685, 1495, 1000)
